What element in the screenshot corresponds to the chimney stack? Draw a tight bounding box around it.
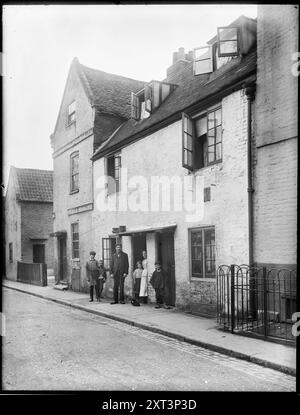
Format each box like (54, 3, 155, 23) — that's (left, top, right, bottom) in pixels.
(166, 47, 194, 82)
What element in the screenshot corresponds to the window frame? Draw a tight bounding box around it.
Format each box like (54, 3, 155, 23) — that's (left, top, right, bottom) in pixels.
(206, 106, 222, 165)
(71, 222, 79, 260)
(193, 45, 213, 75)
(67, 100, 76, 126)
(182, 113, 194, 171)
(70, 151, 79, 193)
(106, 152, 121, 196)
(182, 106, 222, 172)
(217, 26, 239, 58)
(189, 227, 216, 281)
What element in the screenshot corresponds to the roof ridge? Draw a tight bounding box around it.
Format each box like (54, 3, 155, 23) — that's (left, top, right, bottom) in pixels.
(14, 167, 53, 173)
(80, 63, 146, 84)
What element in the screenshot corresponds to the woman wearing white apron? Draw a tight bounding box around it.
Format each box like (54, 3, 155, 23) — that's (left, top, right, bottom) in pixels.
(139, 251, 148, 304)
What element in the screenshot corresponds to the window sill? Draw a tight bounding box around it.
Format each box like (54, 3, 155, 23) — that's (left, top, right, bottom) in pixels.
(192, 159, 222, 173)
(70, 189, 79, 195)
(66, 121, 76, 128)
(190, 277, 216, 282)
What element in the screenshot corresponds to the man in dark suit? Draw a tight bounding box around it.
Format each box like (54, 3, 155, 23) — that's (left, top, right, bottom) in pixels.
(110, 244, 129, 304)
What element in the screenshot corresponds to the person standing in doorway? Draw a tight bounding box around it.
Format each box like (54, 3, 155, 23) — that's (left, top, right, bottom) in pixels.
(110, 244, 129, 304)
(139, 250, 149, 304)
(96, 259, 107, 302)
(132, 261, 143, 304)
(150, 261, 171, 309)
(86, 251, 100, 302)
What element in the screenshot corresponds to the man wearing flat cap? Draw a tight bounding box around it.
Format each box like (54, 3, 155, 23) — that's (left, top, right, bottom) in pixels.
(86, 251, 101, 302)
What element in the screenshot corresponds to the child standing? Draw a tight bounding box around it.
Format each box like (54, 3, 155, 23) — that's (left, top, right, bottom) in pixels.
(150, 262, 170, 309)
(132, 261, 143, 304)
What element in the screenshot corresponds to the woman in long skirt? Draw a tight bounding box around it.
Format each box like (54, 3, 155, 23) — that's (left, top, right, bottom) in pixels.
(139, 250, 148, 304)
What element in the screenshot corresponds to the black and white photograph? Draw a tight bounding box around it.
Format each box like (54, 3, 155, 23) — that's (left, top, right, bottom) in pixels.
(1, 2, 298, 398)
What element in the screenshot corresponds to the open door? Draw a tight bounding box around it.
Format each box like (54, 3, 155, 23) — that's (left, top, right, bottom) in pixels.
(158, 231, 176, 306)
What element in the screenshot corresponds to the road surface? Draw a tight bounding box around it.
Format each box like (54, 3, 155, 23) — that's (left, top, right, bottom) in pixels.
(2, 288, 295, 391)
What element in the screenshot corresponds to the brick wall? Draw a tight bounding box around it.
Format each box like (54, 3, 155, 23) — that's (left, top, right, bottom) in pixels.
(21, 202, 54, 269)
(5, 172, 21, 280)
(253, 5, 298, 267)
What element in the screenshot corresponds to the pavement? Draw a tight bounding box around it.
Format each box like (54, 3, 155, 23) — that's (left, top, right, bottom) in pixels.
(2, 278, 296, 377)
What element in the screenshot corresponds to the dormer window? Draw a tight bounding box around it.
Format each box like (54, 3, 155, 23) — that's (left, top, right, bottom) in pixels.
(67, 101, 76, 125)
(193, 46, 213, 75)
(131, 81, 176, 121)
(217, 27, 239, 57)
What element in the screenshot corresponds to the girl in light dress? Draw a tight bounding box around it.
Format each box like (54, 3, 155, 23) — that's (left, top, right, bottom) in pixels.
(139, 250, 148, 304)
(132, 261, 143, 303)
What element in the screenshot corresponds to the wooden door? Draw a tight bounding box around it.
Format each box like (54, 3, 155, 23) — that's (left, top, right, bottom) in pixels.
(59, 237, 67, 281)
(33, 244, 45, 263)
(159, 232, 176, 306)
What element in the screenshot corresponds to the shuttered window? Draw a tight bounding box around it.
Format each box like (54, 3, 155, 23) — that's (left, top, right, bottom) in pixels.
(182, 113, 194, 171)
(106, 153, 121, 195)
(131, 93, 140, 120)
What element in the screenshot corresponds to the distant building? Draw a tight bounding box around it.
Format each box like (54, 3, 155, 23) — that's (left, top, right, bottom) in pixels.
(5, 167, 54, 280)
(50, 58, 144, 290)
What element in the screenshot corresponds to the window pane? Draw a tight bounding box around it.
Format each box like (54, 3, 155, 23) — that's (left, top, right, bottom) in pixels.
(216, 125, 222, 142)
(68, 101, 76, 114)
(184, 133, 193, 151)
(208, 113, 215, 129)
(192, 246, 202, 260)
(219, 40, 238, 55)
(215, 109, 222, 126)
(191, 231, 202, 246)
(194, 46, 211, 60)
(208, 135, 215, 146)
(187, 151, 193, 167)
(194, 59, 212, 75)
(192, 260, 203, 276)
(184, 116, 193, 135)
(218, 27, 238, 41)
(195, 116, 207, 137)
(208, 149, 215, 163)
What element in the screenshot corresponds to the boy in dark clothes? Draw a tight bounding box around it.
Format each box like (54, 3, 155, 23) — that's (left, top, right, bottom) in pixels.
(150, 262, 171, 309)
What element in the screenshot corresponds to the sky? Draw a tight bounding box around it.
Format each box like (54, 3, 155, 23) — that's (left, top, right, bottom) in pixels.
(2, 3, 258, 187)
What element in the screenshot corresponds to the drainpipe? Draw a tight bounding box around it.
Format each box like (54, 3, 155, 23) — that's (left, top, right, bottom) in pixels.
(245, 85, 256, 267)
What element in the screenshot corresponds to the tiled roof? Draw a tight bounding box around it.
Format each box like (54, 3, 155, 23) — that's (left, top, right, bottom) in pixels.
(93, 47, 256, 159)
(13, 167, 53, 202)
(78, 62, 146, 119)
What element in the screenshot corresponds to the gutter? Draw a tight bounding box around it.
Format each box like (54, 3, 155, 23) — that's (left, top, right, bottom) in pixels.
(245, 84, 256, 266)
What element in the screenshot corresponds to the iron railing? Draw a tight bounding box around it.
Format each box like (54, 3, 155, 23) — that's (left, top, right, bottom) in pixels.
(217, 264, 296, 344)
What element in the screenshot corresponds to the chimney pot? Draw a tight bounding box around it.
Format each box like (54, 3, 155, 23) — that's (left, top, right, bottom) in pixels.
(172, 51, 178, 64)
(178, 47, 185, 60)
(188, 50, 194, 61)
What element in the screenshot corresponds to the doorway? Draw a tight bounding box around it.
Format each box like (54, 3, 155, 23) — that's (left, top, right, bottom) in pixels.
(33, 244, 45, 264)
(132, 234, 146, 268)
(58, 237, 67, 282)
(157, 231, 176, 306)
